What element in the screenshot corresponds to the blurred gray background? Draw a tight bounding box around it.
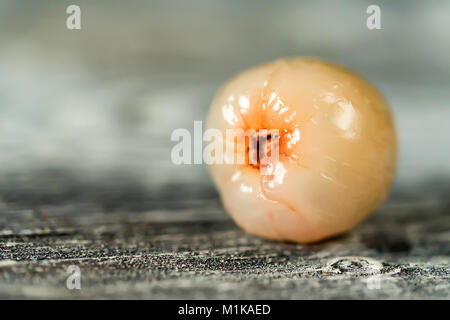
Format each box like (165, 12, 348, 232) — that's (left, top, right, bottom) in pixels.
(0, 0, 449, 300)
(0, 0, 449, 206)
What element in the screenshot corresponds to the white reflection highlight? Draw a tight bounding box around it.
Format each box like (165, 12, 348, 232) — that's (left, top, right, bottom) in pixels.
(231, 171, 241, 182)
(222, 102, 239, 125)
(238, 96, 250, 114)
(240, 184, 253, 193)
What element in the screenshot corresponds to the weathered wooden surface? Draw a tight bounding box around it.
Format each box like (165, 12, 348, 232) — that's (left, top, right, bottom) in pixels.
(0, 174, 448, 299)
(0, 1, 449, 300)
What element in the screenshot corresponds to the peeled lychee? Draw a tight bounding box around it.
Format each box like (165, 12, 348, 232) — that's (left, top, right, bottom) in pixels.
(206, 58, 397, 243)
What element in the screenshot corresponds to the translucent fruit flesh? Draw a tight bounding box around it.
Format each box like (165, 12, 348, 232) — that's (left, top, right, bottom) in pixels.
(206, 58, 397, 243)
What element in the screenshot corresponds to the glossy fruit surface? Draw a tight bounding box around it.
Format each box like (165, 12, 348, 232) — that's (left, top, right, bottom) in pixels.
(206, 58, 397, 243)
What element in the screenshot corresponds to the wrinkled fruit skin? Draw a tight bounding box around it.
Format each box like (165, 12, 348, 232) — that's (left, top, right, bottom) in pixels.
(206, 58, 397, 243)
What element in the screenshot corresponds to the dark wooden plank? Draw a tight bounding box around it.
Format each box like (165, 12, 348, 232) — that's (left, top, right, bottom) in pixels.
(0, 176, 448, 299)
